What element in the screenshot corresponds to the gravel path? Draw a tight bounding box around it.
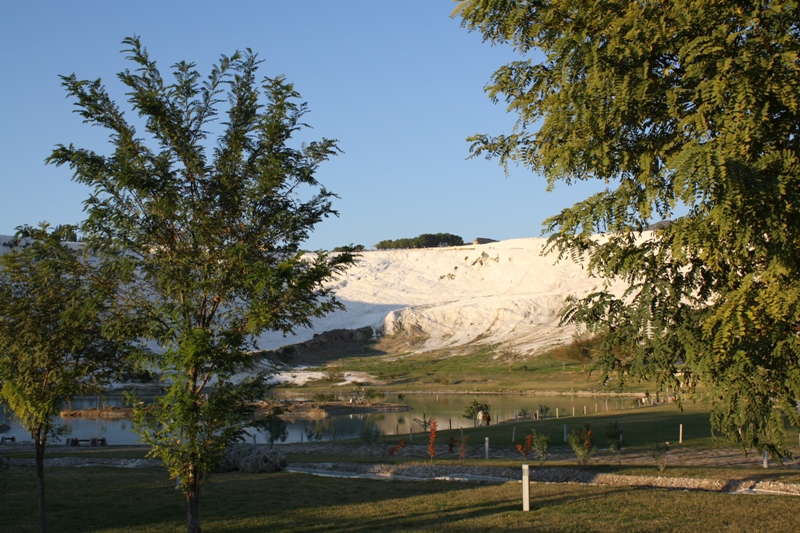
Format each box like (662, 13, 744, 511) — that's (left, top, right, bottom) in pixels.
(287, 462, 800, 496)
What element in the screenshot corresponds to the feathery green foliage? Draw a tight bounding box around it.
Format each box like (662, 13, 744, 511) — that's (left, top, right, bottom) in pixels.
(456, 0, 800, 459)
(0, 224, 133, 532)
(47, 36, 353, 533)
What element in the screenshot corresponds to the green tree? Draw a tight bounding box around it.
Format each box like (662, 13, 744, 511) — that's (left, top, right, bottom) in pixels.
(47, 37, 353, 533)
(455, 0, 800, 459)
(463, 399, 490, 427)
(0, 224, 132, 533)
(375, 233, 464, 249)
(551, 331, 597, 373)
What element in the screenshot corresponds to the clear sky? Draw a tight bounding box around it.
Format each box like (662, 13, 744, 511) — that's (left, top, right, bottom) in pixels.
(0, 0, 605, 250)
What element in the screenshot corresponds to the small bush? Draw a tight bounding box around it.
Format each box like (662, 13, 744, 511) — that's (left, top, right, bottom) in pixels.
(537, 404, 550, 418)
(567, 423, 596, 466)
(516, 434, 533, 459)
(605, 421, 624, 465)
(531, 430, 551, 466)
(360, 423, 382, 446)
(651, 441, 669, 471)
(388, 438, 406, 456)
(217, 444, 287, 474)
(364, 389, 385, 403)
(312, 392, 338, 402)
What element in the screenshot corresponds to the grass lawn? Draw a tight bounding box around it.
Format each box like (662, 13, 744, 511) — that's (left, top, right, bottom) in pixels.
(279, 344, 660, 394)
(2, 467, 798, 533)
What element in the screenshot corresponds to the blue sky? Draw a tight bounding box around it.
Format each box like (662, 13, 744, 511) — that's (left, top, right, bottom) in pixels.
(0, 0, 605, 250)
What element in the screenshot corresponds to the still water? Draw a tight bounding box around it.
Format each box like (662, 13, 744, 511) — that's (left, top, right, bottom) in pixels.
(0, 393, 636, 445)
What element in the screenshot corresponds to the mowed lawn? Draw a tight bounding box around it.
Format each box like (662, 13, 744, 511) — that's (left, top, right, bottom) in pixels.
(2, 466, 798, 533)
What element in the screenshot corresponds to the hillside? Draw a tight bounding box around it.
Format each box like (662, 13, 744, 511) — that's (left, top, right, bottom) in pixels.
(258, 237, 628, 357)
(0, 234, 627, 358)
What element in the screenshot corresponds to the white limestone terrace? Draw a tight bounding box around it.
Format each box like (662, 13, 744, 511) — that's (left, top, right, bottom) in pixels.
(257, 237, 630, 356)
(0, 234, 629, 356)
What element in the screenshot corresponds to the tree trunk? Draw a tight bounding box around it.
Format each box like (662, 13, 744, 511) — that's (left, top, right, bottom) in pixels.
(34, 428, 47, 533)
(186, 466, 201, 533)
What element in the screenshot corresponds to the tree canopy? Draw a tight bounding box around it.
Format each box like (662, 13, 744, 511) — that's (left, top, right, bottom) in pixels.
(0, 224, 132, 532)
(47, 37, 353, 533)
(375, 233, 464, 250)
(456, 0, 800, 458)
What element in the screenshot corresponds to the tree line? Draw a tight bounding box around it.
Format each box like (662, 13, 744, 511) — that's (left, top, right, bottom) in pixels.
(375, 233, 464, 250)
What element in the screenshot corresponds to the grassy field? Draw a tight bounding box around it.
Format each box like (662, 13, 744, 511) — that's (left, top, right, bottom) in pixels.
(2, 466, 799, 533)
(281, 344, 661, 394)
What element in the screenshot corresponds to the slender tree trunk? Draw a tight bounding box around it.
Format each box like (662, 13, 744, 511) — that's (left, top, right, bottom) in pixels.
(186, 465, 201, 533)
(34, 429, 47, 533)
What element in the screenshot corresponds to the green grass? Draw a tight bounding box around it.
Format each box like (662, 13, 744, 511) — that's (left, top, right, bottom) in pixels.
(292, 344, 661, 394)
(2, 467, 798, 532)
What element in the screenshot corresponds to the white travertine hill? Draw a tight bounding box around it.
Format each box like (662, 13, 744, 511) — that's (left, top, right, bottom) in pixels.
(0, 234, 626, 356)
(258, 237, 626, 355)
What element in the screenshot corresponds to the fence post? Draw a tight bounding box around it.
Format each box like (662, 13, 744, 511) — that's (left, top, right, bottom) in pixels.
(522, 465, 530, 512)
(679, 424, 683, 444)
(563, 424, 567, 442)
(763, 450, 769, 469)
(485, 437, 489, 460)
(512, 427, 516, 443)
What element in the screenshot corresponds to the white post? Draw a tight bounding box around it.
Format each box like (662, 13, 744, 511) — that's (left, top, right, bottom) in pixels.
(556, 408, 559, 419)
(563, 424, 567, 442)
(512, 427, 516, 443)
(763, 450, 768, 469)
(679, 424, 684, 444)
(595, 403, 598, 412)
(485, 437, 489, 460)
(573, 407, 575, 416)
(522, 464, 530, 512)
(584, 405, 587, 415)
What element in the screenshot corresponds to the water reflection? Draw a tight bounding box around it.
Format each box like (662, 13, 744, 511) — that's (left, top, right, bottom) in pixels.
(0, 393, 636, 445)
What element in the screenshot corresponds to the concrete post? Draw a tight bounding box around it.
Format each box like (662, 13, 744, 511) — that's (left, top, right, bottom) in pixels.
(679, 424, 683, 444)
(512, 427, 516, 443)
(522, 465, 530, 512)
(485, 437, 489, 460)
(763, 450, 769, 469)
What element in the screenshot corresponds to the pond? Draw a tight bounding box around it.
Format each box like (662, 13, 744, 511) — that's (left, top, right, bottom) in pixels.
(0, 392, 640, 446)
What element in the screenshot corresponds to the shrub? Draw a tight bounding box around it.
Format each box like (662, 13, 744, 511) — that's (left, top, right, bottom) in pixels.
(651, 441, 669, 472)
(459, 435, 468, 464)
(516, 434, 533, 459)
(447, 436, 458, 454)
(360, 423, 382, 447)
(364, 388, 384, 403)
(217, 444, 287, 474)
(567, 424, 596, 466)
(537, 404, 550, 418)
(531, 430, 551, 466)
(427, 418, 438, 461)
(413, 408, 432, 432)
(388, 438, 407, 456)
(605, 421, 624, 465)
(312, 392, 338, 403)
